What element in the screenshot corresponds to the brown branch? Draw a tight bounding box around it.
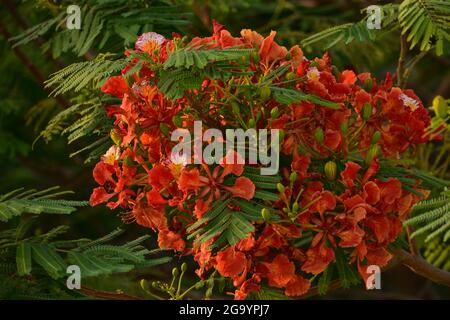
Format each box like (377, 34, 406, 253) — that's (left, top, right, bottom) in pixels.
(0, 21, 70, 108)
(396, 34, 408, 88)
(1, 0, 65, 69)
(79, 285, 142, 300)
(391, 248, 450, 288)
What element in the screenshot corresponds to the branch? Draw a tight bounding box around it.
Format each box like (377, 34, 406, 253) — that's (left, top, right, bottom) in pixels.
(391, 248, 450, 288)
(396, 34, 408, 88)
(79, 285, 142, 300)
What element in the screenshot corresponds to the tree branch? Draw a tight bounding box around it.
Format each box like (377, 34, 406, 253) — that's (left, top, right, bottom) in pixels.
(396, 34, 408, 88)
(391, 248, 450, 288)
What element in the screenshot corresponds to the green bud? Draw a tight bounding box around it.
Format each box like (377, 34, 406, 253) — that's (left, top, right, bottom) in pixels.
(362, 103, 372, 121)
(289, 171, 298, 184)
(371, 131, 381, 145)
(340, 122, 348, 134)
(123, 156, 134, 166)
(259, 86, 271, 101)
(160, 123, 170, 136)
(195, 281, 205, 289)
(277, 183, 285, 194)
(365, 144, 379, 165)
(248, 118, 256, 128)
(231, 102, 240, 114)
(181, 263, 187, 273)
(363, 78, 373, 92)
(278, 129, 285, 142)
(285, 52, 292, 60)
(292, 202, 299, 214)
(324, 161, 337, 180)
(172, 113, 183, 127)
(261, 208, 271, 221)
(282, 207, 289, 213)
(286, 72, 296, 81)
(172, 267, 179, 278)
(270, 107, 279, 119)
(297, 144, 306, 155)
(314, 127, 324, 144)
(256, 111, 262, 122)
(110, 129, 121, 145)
(331, 66, 340, 79)
(310, 61, 320, 68)
(251, 51, 260, 64)
(433, 96, 448, 119)
(140, 279, 149, 291)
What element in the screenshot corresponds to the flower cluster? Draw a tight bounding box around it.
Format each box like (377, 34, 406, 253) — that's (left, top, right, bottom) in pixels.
(90, 21, 432, 299)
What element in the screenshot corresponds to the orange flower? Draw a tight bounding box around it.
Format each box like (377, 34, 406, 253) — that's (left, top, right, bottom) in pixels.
(263, 254, 295, 287)
(215, 246, 247, 278)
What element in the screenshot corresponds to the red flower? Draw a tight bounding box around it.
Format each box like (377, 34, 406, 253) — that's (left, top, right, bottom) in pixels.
(263, 254, 295, 287)
(302, 243, 335, 275)
(341, 162, 361, 188)
(223, 176, 255, 200)
(101, 75, 128, 98)
(285, 275, 311, 297)
(215, 246, 247, 278)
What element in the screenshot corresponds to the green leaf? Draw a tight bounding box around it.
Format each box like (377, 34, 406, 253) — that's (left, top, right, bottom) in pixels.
(31, 243, 67, 279)
(16, 242, 32, 276)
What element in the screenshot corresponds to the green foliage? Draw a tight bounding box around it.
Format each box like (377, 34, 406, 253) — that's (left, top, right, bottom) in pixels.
(404, 188, 450, 243)
(187, 171, 281, 250)
(271, 87, 340, 109)
(423, 236, 450, 271)
(11, 0, 192, 58)
(0, 187, 88, 222)
(45, 55, 129, 96)
(398, 0, 450, 55)
(302, 1, 450, 56)
(301, 4, 398, 49)
(157, 46, 255, 100)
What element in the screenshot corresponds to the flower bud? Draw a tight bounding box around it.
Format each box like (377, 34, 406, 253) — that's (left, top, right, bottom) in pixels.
(314, 127, 324, 144)
(195, 281, 205, 289)
(259, 86, 271, 101)
(286, 72, 296, 81)
(278, 129, 285, 142)
(363, 78, 373, 92)
(231, 102, 240, 114)
(181, 262, 187, 273)
(371, 131, 381, 144)
(248, 118, 256, 128)
(110, 129, 122, 145)
(433, 95, 448, 119)
(340, 122, 348, 134)
(324, 161, 337, 180)
(172, 267, 179, 278)
(365, 144, 379, 165)
(140, 279, 149, 291)
(289, 171, 298, 183)
(172, 113, 183, 127)
(285, 52, 292, 60)
(160, 123, 170, 136)
(261, 208, 271, 221)
(270, 107, 279, 119)
(362, 103, 372, 121)
(292, 202, 299, 214)
(277, 183, 285, 194)
(251, 51, 260, 64)
(331, 66, 340, 79)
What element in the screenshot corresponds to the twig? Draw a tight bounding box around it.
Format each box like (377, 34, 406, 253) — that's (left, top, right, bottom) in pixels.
(391, 248, 450, 288)
(79, 285, 142, 300)
(396, 34, 408, 88)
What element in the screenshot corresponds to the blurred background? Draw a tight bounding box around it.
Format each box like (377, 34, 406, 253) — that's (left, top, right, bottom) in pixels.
(0, 0, 449, 299)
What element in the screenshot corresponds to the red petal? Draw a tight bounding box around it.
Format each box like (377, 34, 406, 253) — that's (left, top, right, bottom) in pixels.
(224, 177, 255, 200)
